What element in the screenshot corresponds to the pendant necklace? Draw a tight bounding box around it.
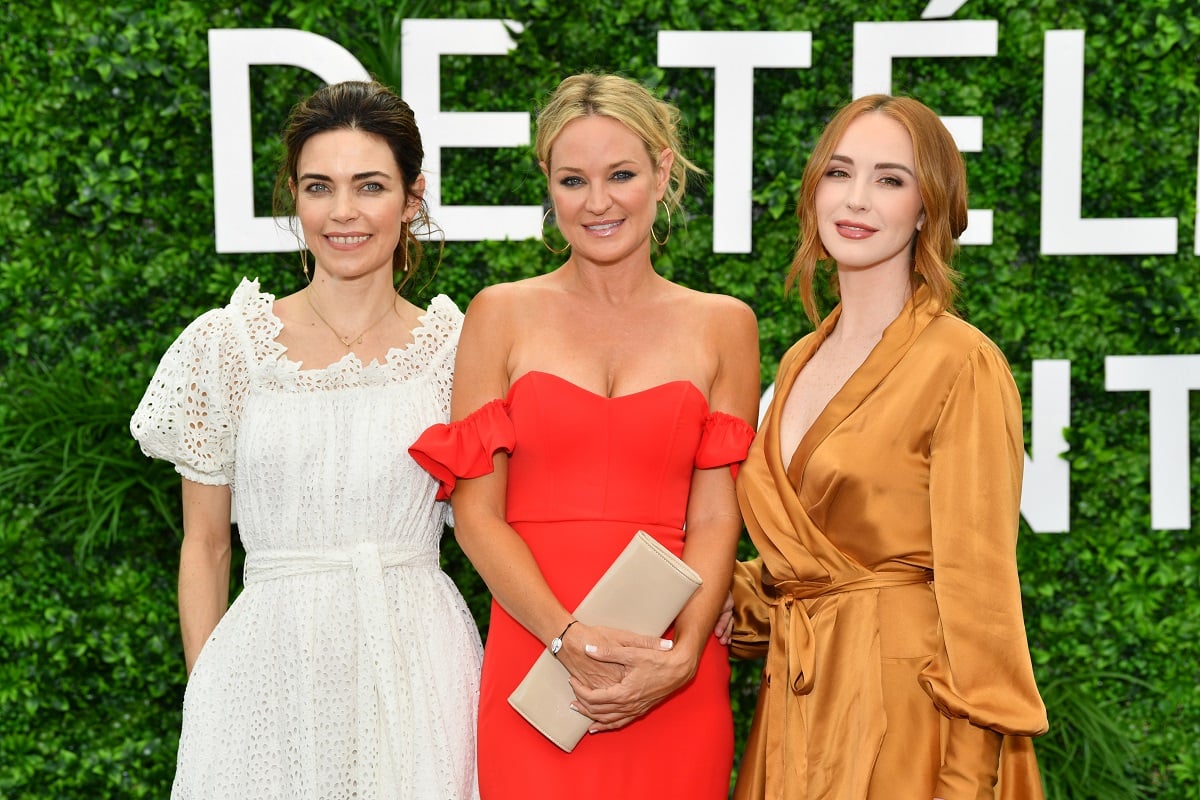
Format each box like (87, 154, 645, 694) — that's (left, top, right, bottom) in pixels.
(305, 286, 398, 349)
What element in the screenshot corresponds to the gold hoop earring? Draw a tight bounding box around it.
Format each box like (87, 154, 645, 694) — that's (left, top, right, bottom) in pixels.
(651, 200, 672, 246)
(541, 207, 570, 255)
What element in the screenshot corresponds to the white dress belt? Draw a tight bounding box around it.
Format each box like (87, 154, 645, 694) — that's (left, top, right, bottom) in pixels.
(243, 542, 438, 584)
(242, 542, 439, 791)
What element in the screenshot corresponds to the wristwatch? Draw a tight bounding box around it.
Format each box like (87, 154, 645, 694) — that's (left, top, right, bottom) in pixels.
(550, 620, 578, 657)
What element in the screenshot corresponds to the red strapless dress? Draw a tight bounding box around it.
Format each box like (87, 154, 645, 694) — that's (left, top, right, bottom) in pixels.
(411, 370, 754, 800)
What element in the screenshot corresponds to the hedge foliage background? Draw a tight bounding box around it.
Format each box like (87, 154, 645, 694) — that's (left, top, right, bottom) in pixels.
(1, 0, 1197, 796)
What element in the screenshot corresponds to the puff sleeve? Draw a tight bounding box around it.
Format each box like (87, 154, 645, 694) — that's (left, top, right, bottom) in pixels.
(694, 411, 755, 478)
(129, 307, 245, 485)
(424, 295, 464, 423)
(922, 340, 1049, 794)
(409, 400, 516, 501)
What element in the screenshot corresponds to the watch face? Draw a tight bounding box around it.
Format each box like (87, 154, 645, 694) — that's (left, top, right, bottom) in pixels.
(550, 637, 563, 655)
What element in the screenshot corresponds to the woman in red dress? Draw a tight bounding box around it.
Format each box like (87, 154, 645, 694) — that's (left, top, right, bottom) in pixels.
(411, 73, 759, 799)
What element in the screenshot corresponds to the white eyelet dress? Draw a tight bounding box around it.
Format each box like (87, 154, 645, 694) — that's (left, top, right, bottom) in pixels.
(130, 279, 482, 800)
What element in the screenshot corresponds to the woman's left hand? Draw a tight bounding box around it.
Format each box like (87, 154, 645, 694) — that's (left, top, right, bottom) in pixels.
(567, 631, 697, 732)
(713, 591, 734, 645)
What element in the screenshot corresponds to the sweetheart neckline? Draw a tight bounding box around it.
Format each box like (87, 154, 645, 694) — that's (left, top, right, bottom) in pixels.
(508, 370, 709, 408)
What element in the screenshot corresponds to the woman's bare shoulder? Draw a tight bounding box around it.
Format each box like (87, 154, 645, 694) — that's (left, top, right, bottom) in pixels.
(668, 286, 758, 340)
(468, 274, 562, 315)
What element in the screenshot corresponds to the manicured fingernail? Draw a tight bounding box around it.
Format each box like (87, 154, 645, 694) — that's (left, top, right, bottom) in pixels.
(569, 704, 579, 713)
(585, 644, 598, 653)
(660, 639, 673, 650)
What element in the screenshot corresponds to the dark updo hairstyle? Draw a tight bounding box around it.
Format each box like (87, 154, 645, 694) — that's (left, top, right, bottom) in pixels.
(274, 80, 435, 294)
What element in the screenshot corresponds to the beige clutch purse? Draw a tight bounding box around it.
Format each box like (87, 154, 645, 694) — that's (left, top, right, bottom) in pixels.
(507, 530, 703, 752)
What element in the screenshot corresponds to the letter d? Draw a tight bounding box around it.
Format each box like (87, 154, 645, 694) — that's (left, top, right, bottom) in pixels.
(209, 29, 369, 253)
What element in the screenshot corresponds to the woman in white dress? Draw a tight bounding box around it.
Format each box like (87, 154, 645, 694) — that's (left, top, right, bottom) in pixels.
(130, 80, 482, 800)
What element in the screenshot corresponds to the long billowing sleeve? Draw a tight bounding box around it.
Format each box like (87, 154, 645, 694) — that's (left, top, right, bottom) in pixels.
(730, 557, 773, 660)
(923, 340, 1048, 796)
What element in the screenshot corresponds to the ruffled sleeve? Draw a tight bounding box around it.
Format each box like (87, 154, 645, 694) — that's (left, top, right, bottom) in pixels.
(129, 307, 243, 485)
(694, 411, 755, 478)
(409, 399, 516, 500)
(422, 295, 464, 421)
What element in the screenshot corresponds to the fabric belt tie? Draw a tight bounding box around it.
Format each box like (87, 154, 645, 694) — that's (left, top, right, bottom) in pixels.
(243, 543, 438, 584)
(243, 543, 438, 792)
(761, 569, 934, 799)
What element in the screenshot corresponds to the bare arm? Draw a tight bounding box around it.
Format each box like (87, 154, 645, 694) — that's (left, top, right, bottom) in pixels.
(178, 478, 232, 675)
(449, 287, 635, 690)
(674, 296, 760, 663)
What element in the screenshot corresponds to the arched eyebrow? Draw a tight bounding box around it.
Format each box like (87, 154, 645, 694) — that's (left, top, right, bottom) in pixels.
(298, 170, 393, 182)
(552, 159, 638, 175)
(828, 154, 915, 178)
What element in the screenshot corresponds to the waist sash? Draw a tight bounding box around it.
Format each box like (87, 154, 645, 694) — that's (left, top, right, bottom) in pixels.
(243, 542, 439, 790)
(760, 568, 934, 799)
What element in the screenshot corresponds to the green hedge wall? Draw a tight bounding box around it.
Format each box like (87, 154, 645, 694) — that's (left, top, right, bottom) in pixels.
(2, 0, 1197, 797)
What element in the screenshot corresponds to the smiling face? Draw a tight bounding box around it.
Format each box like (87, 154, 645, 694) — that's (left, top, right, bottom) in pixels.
(813, 112, 925, 277)
(542, 114, 672, 265)
(292, 128, 423, 281)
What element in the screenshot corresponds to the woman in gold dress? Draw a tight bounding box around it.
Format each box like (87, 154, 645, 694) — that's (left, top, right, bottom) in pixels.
(727, 94, 1048, 800)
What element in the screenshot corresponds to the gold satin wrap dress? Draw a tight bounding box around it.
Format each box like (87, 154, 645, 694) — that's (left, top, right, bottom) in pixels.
(731, 287, 1049, 800)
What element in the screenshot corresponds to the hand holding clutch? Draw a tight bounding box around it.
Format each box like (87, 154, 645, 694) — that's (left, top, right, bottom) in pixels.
(507, 531, 703, 752)
(565, 626, 693, 733)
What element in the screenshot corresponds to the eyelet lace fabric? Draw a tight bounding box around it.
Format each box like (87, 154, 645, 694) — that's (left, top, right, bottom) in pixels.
(131, 279, 482, 800)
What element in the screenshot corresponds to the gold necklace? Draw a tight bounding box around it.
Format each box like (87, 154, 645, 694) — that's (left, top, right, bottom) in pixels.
(305, 287, 398, 349)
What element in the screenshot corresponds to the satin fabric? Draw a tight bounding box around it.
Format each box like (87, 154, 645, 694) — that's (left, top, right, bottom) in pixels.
(731, 287, 1048, 800)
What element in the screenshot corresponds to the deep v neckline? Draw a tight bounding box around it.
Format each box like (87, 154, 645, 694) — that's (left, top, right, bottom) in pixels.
(777, 310, 839, 478)
(778, 289, 935, 483)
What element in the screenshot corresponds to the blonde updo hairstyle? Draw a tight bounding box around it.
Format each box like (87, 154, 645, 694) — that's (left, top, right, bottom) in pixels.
(788, 94, 968, 325)
(534, 73, 702, 216)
